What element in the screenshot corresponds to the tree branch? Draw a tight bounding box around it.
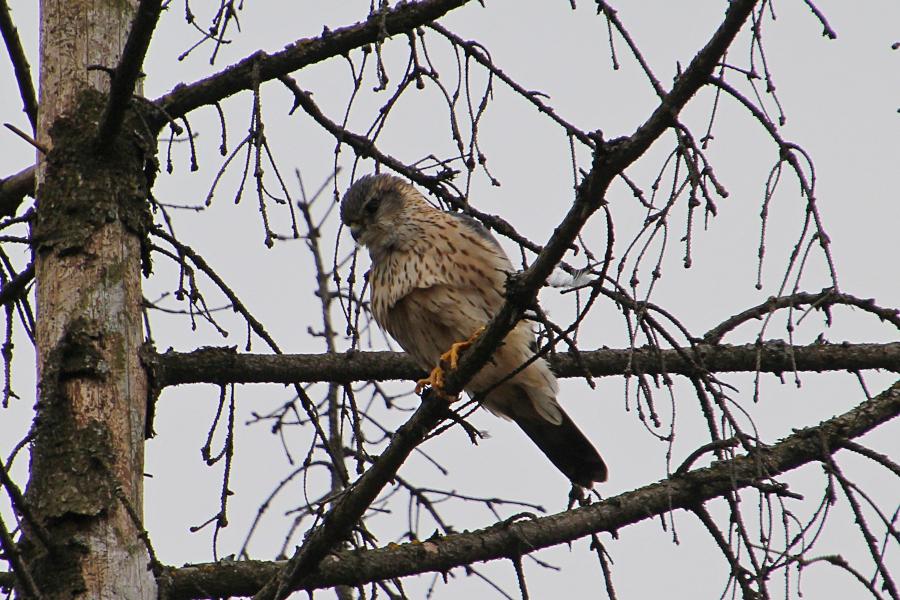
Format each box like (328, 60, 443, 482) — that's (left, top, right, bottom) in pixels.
(150, 0, 473, 128)
(95, 0, 163, 148)
(0, 0, 37, 128)
(159, 7, 762, 594)
(0, 262, 32, 308)
(154, 10, 771, 595)
(436, 0, 759, 400)
(0, 512, 42, 599)
(248, 391, 451, 600)
(428, 22, 594, 147)
(149, 341, 900, 388)
(703, 288, 900, 344)
(2, 0, 474, 219)
(153, 379, 900, 599)
(0, 165, 34, 218)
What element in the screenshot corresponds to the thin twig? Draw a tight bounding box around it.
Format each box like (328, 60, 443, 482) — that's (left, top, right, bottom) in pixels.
(3, 123, 48, 154)
(0, 512, 42, 599)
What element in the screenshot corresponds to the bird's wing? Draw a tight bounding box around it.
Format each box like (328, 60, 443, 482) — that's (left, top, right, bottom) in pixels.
(370, 209, 512, 328)
(372, 210, 510, 358)
(371, 208, 564, 426)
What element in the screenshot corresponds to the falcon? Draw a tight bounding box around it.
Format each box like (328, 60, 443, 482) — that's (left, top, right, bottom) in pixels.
(340, 174, 607, 486)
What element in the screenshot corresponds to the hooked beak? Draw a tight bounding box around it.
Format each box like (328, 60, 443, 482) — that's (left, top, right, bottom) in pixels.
(348, 222, 362, 242)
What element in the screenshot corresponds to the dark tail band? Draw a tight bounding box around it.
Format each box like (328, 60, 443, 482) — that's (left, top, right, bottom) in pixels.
(513, 408, 607, 486)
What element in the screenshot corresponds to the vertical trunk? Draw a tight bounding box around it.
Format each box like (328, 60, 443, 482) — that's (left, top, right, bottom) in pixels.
(22, 1, 156, 598)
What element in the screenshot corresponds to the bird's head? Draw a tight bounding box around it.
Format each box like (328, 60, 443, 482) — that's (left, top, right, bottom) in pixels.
(340, 174, 423, 259)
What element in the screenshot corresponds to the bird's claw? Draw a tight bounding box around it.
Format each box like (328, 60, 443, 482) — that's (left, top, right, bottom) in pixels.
(438, 325, 486, 370)
(415, 326, 486, 398)
(415, 365, 446, 396)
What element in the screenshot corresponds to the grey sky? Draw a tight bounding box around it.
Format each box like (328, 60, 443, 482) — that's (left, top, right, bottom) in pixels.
(1, 1, 898, 598)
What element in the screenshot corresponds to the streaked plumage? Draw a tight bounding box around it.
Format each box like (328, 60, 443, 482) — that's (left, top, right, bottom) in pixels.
(341, 174, 607, 486)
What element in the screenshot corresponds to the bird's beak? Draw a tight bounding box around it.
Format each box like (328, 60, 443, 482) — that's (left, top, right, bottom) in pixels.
(348, 222, 362, 242)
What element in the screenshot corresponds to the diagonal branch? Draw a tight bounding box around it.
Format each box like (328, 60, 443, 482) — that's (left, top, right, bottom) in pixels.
(241, 3, 760, 597)
(95, 0, 163, 148)
(148, 341, 900, 388)
(248, 391, 450, 600)
(147, 379, 900, 599)
(439, 0, 759, 400)
(0, 512, 42, 599)
(150, 0, 473, 128)
(0, 0, 37, 128)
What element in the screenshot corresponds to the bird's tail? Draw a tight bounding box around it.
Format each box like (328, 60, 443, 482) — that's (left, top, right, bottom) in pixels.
(512, 407, 607, 487)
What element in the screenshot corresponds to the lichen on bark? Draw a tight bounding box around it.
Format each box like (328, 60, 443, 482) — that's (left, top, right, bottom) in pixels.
(32, 88, 156, 274)
(22, 84, 159, 597)
(22, 318, 118, 596)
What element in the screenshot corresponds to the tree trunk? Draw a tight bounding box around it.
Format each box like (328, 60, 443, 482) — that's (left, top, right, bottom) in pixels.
(21, 0, 156, 598)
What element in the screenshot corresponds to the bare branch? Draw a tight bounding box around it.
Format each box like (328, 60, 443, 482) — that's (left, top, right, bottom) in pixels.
(826, 460, 899, 598)
(439, 0, 760, 401)
(2, 1, 474, 214)
(149, 341, 900, 388)
(96, 0, 163, 148)
(0, 262, 32, 308)
(3, 123, 46, 154)
(837, 440, 900, 478)
(151, 0, 474, 128)
(0, 448, 52, 553)
(427, 22, 594, 147)
(149, 227, 350, 482)
(0, 0, 37, 128)
(156, 379, 900, 599)
(0, 512, 42, 599)
(249, 392, 452, 600)
(0, 166, 34, 218)
(704, 288, 900, 344)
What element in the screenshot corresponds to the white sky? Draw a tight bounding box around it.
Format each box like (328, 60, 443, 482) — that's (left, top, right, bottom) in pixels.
(1, 1, 898, 598)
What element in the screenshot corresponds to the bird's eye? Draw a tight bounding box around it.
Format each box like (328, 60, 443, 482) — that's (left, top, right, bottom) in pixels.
(364, 197, 381, 215)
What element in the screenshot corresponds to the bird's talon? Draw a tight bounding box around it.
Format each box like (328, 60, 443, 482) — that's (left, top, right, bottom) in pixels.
(418, 327, 487, 396)
(439, 325, 486, 370)
(415, 365, 446, 396)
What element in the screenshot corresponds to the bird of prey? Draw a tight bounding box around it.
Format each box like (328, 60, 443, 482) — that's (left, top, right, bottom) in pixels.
(340, 174, 607, 486)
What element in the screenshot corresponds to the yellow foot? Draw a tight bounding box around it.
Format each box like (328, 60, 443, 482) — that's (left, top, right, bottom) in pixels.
(415, 364, 446, 396)
(438, 325, 486, 370)
(415, 326, 486, 398)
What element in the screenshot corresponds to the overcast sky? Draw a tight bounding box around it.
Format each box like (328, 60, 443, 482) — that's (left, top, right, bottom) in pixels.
(1, 1, 898, 598)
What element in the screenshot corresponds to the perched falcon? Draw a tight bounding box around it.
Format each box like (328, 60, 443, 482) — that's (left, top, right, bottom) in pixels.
(341, 174, 607, 486)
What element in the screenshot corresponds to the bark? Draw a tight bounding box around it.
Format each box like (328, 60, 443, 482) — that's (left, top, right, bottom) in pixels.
(148, 341, 900, 388)
(20, 1, 156, 598)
